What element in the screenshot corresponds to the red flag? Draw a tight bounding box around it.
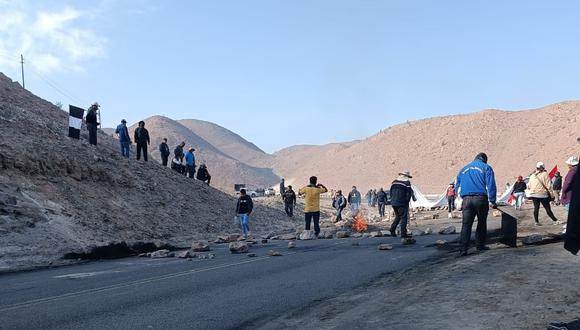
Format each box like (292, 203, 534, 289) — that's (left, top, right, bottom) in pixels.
(507, 194, 516, 205)
(548, 165, 558, 179)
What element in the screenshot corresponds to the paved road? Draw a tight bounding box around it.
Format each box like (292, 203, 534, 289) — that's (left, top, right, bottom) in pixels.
(0, 234, 459, 329)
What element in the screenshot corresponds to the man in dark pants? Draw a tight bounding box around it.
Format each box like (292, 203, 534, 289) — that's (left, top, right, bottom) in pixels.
(456, 152, 498, 256)
(134, 121, 150, 161)
(376, 188, 387, 218)
(85, 102, 99, 145)
(389, 171, 416, 237)
(298, 176, 328, 237)
(283, 186, 297, 217)
(159, 138, 170, 166)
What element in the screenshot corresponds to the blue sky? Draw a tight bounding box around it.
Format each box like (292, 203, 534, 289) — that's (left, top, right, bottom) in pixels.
(1, 0, 580, 153)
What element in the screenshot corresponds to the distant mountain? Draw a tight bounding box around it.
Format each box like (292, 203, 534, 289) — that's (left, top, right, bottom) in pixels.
(131, 116, 279, 192)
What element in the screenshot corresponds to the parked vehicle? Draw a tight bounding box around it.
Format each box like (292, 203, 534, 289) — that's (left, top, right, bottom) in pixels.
(265, 188, 276, 196)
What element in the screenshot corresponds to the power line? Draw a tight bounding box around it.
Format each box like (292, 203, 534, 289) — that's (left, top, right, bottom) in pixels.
(26, 62, 87, 106)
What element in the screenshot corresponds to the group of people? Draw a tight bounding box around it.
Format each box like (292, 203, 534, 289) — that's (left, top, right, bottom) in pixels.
(168, 141, 211, 185)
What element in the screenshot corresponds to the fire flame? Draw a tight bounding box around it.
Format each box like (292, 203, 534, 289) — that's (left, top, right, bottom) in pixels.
(352, 212, 368, 232)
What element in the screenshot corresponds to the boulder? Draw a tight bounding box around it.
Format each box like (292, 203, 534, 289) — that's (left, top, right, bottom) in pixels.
(299, 230, 317, 240)
(438, 225, 457, 235)
(268, 250, 282, 256)
(191, 240, 210, 252)
(176, 250, 194, 258)
(150, 249, 172, 258)
(401, 237, 417, 245)
(229, 241, 249, 254)
(523, 234, 544, 245)
(214, 236, 229, 244)
(324, 231, 334, 239)
(279, 233, 297, 240)
(411, 229, 426, 236)
(369, 231, 383, 237)
(432, 213, 440, 219)
(288, 241, 296, 249)
(336, 231, 349, 239)
(378, 244, 393, 250)
(362, 233, 370, 238)
(424, 227, 433, 235)
(435, 240, 447, 245)
(227, 234, 242, 242)
(492, 210, 502, 217)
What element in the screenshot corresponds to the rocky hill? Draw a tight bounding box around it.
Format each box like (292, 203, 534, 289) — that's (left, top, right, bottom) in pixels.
(271, 103, 580, 193)
(0, 73, 294, 271)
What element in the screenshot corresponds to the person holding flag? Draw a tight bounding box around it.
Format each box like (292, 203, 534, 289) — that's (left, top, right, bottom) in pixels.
(526, 162, 559, 226)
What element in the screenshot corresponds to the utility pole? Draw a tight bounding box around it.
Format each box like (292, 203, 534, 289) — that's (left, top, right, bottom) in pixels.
(20, 54, 25, 89)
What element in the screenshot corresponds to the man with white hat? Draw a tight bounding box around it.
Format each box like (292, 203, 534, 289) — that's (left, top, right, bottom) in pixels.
(456, 152, 497, 256)
(561, 156, 579, 211)
(527, 161, 559, 226)
(389, 170, 417, 238)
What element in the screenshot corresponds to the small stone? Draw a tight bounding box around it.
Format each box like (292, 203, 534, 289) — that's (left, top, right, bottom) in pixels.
(150, 249, 172, 258)
(227, 234, 242, 242)
(208, 253, 216, 259)
(362, 233, 370, 238)
(261, 239, 268, 244)
(424, 227, 433, 234)
(432, 213, 440, 219)
(214, 236, 229, 244)
(438, 225, 457, 235)
(288, 241, 296, 249)
(279, 233, 297, 240)
(176, 250, 193, 258)
(523, 234, 544, 245)
(229, 241, 249, 254)
(378, 244, 393, 250)
(324, 232, 334, 239)
(411, 229, 426, 236)
(492, 210, 502, 217)
(299, 230, 317, 240)
(401, 237, 416, 245)
(435, 240, 447, 245)
(369, 231, 383, 237)
(336, 231, 349, 239)
(138, 253, 148, 257)
(191, 240, 210, 252)
(247, 253, 257, 257)
(352, 233, 363, 238)
(268, 250, 282, 256)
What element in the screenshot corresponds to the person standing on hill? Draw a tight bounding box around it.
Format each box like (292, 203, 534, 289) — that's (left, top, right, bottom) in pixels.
(236, 189, 254, 239)
(389, 171, 416, 238)
(446, 183, 456, 218)
(283, 186, 297, 217)
(562, 157, 579, 211)
(376, 188, 387, 218)
(115, 119, 131, 158)
(174, 141, 185, 161)
(159, 138, 170, 166)
(456, 153, 497, 256)
(134, 121, 150, 161)
(279, 178, 285, 199)
(527, 162, 559, 225)
(348, 186, 361, 215)
(85, 102, 99, 145)
(332, 190, 347, 221)
(512, 176, 527, 210)
(185, 147, 196, 178)
(552, 171, 563, 205)
(298, 176, 328, 237)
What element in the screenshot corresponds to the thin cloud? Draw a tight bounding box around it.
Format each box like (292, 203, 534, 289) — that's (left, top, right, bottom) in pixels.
(0, 2, 108, 74)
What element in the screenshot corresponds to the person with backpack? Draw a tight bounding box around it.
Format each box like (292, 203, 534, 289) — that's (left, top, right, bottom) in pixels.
(332, 190, 347, 221)
(347, 186, 361, 215)
(133, 121, 150, 161)
(236, 189, 254, 239)
(376, 188, 387, 218)
(283, 186, 297, 217)
(196, 164, 211, 185)
(456, 153, 497, 256)
(184, 147, 196, 178)
(115, 119, 131, 158)
(389, 171, 417, 238)
(85, 102, 99, 145)
(159, 138, 170, 166)
(527, 162, 558, 225)
(446, 183, 456, 218)
(298, 176, 328, 237)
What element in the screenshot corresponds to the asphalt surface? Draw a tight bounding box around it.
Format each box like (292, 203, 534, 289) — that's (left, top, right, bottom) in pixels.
(0, 234, 459, 329)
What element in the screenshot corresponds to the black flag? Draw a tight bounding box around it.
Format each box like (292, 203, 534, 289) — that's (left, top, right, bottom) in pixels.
(68, 105, 84, 139)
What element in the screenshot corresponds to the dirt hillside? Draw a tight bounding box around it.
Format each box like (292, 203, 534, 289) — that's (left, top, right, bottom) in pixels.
(127, 116, 279, 192)
(271, 103, 580, 193)
(0, 72, 294, 271)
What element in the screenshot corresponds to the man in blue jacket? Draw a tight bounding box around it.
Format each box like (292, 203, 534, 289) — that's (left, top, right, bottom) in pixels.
(114, 119, 131, 158)
(456, 152, 497, 256)
(184, 147, 196, 179)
